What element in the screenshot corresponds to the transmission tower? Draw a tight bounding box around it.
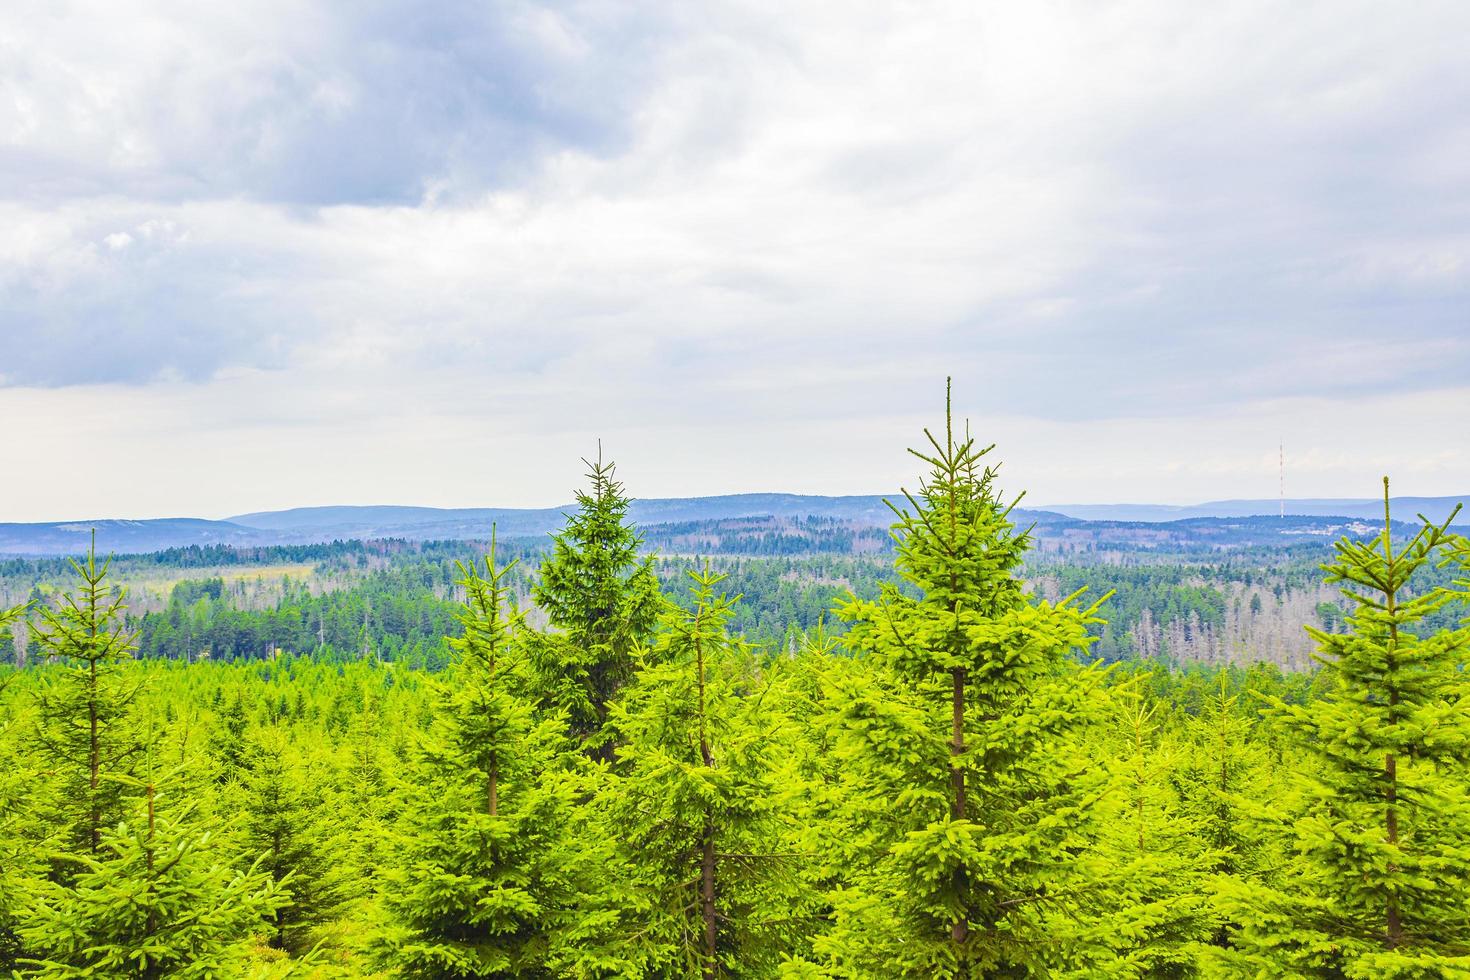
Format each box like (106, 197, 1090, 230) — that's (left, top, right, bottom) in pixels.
(1279, 441, 1284, 518)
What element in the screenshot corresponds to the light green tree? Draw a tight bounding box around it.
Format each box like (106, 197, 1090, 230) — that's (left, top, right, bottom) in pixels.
(239, 725, 339, 954)
(374, 535, 587, 978)
(1212, 482, 1470, 977)
(601, 568, 805, 978)
(1087, 688, 1213, 978)
(814, 382, 1111, 978)
(28, 535, 144, 860)
(20, 771, 284, 978)
(0, 601, 43, 970)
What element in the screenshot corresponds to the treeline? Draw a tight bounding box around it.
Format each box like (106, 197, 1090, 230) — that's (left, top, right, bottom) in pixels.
(3, 397, 1470, 978)
(3, 547, 1382, 672)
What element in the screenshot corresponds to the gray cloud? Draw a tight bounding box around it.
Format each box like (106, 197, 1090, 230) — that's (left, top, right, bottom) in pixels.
(0, 0, 1467, 515)
(0, 0, 667, 206)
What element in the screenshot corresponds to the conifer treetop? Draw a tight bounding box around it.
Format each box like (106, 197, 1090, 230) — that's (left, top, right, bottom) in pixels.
(30, 530, 135, 667)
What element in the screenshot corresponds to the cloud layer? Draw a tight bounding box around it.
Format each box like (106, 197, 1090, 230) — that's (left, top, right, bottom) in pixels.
(1, 1, 1466, 518)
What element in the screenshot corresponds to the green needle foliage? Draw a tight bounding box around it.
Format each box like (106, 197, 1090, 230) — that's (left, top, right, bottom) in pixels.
(28, 533, 145, 861)
(1213, 481, 1470, 977)
(0, 601, 42, 970)
(2, 396, 1468, 979)
(20, 776, 285, 978)
(1176, 674, 1281, 885)
(529, 448, 663, 752)
(239, 724, 338, 954)
(1090, 688, 1213, 978)
(816, 381, 1111, 978)
(602, 568, 801, 978)
(375, 534, 586, 979)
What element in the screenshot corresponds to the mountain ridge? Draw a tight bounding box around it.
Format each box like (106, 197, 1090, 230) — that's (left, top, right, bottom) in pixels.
(0, 493, 1462, 557)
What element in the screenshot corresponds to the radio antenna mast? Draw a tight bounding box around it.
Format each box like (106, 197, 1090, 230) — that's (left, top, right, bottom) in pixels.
(1279, 441, 1285, 518)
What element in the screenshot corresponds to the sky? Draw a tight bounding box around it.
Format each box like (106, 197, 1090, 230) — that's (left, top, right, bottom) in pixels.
(1, 0, 1467, 521)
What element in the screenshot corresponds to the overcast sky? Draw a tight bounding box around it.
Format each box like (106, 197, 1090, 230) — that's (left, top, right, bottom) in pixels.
(2, 0, 1467, 521)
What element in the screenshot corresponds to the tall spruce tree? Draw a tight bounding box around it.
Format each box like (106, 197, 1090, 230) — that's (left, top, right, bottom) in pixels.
(529, 448, 662, 751)
(601, 568, 803, 978)
(1212, 482, 1470, 977)
(374, 534, 586, 978)
(815, 382, 1110, 977)
(28, 535, 144, 861)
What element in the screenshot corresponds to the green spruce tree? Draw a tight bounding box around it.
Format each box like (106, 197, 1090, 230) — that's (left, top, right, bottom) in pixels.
(29, 535, 144, 860)
(601, 568, 803, 978)
(374, 534, 585, 978)
(1089, 688, 1213, 978)
(1212, 482, 1470, 977)
(529, 447, 662, 753)
(239, 725, 337, 954)
(815, 382, 1111, 977)
(1175, 671, 1283, 961)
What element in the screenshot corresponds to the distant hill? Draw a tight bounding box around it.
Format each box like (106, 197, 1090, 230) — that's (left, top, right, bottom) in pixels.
(0, 492, 1464, 557)
(1, 495, 908, 557)
(227, 494, 901, 533)
(0, 518, 268, 556)
(1037, 496, 1466, 523)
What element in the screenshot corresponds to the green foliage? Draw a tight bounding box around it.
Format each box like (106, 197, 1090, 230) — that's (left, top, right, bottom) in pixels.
(28, 536, 145, 858)
(815, 384, 1111, 977)
(0, 632, 43, 969)
(602, 568, 803, 977)
(1089, 688, 1214, 978)
(529, 449, 662, 749)
(374, 537, 588, 978)
(1212, 484, 1470, 977)
(20, 781, 284, 978)
(240, 725, 339, 953)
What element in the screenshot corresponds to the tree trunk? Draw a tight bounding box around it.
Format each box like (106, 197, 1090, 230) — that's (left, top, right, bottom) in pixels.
(488, 752, 499, 817)
(1382, 481, 1403, 949)
(696, 625, 719, 978)
(702, 817, 717, 980)
(951, 665, 968, 947)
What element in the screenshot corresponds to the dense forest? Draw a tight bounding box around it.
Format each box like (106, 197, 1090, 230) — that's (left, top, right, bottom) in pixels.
(9, 521, 1454, 676)
(2, 398, 1468, 978)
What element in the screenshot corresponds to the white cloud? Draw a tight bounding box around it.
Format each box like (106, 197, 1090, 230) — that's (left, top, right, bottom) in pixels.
(0, 0, 1467, 518)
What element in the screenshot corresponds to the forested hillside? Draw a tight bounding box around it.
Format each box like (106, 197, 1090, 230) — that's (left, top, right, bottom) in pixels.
(8, 517, 1461, 673)
(2, 401, 1468, 978)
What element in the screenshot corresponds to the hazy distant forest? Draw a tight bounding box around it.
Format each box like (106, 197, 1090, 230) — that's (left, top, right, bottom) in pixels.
(2, 396, 1469, 979)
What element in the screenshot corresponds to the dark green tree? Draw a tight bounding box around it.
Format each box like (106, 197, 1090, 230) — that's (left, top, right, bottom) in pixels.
(208, 693, 251, 783)
(529, 448, 662, 752)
